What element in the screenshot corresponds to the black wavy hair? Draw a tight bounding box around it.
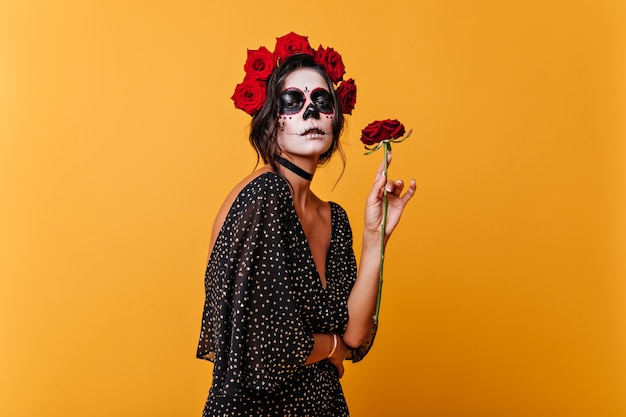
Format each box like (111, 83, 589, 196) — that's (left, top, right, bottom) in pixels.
(249, 54, 345, 172)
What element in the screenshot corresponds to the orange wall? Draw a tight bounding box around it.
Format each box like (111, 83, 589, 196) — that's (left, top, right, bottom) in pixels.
(1, 1, 624, 416)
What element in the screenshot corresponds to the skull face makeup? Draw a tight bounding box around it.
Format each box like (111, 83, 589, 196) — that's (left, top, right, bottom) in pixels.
(276, 68, 335, 160)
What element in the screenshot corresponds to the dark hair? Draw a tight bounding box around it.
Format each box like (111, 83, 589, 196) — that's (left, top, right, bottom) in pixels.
(249, 54, 345, 171)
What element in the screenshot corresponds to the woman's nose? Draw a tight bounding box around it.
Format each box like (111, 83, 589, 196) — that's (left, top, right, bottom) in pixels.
(302, 103, 320, 120)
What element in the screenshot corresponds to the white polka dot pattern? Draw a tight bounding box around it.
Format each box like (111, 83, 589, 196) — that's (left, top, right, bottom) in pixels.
(197, 172, 376, 416)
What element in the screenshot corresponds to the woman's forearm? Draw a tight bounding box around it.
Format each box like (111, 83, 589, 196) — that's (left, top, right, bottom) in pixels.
(303, 333, 347, 375)
(342, 229, 385, 347)
(303, 333, 335, 365)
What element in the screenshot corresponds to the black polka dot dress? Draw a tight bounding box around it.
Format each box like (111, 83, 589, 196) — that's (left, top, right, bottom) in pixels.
(197, 172, 377, 416)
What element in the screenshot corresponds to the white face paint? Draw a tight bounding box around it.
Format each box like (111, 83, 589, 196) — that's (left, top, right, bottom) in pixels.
(276, 68, 334, 159)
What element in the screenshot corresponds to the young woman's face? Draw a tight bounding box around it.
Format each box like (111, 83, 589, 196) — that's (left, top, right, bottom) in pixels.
(276, 68, 334, 159)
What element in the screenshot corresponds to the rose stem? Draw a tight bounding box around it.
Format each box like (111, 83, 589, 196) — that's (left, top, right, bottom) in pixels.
(373, 140, 390, 324)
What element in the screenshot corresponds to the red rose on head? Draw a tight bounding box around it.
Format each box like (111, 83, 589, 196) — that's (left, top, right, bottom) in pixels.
(231, 78, 266, 116)
(336, 78, 357, 115)
(315, 46, 345, 83)
(360, 119, 406, 146)
(274, 32, 315, 62)
(244, 47, 275, 81)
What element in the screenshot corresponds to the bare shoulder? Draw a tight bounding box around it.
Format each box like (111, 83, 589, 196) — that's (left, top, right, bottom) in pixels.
(207, 165, 274, 254)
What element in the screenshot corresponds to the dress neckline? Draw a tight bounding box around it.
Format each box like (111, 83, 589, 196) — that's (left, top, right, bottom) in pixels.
(270, 172, 334, 290)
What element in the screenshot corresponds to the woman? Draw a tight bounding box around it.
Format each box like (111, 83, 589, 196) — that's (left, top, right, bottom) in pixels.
(197, 35, 416, 416)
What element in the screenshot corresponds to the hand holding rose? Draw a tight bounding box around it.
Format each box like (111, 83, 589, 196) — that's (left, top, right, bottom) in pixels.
(360, 119, 414, 323)
(364, 153, 416, 239)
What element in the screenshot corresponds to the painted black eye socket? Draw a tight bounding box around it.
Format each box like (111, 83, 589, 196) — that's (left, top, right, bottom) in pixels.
(311, 88, 334, 114)
(279, 89, 305, 115)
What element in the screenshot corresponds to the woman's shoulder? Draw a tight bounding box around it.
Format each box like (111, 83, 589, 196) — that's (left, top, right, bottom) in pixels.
(208, 167, 288, 252)
(329, 200, 349, 220)
(227, 168, 288, 202)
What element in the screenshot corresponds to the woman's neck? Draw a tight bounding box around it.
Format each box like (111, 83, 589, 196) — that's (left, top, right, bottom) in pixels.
(275, 155, 314, 181)
(273, 156, 317, 209)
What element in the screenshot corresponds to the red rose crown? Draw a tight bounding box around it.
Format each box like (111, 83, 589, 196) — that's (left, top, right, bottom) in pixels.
(231, 33, 357, 116)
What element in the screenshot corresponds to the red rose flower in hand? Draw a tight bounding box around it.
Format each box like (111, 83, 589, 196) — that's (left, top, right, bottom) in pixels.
(244, 47, 275, 81)
(231, 78, 266, 115)
(336, 79, 357, 115)
(314, 46, 345, 83)
(360, 119, 406, 146)
(274, 32, 315, 62)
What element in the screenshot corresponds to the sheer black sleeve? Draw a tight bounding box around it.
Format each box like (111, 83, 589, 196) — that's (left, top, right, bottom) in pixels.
(196, 174, 314, 396)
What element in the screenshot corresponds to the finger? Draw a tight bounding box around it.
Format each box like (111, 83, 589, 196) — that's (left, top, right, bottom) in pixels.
(369, 170, 388, 202)
(400, 179, 417, 204)
(385, 179, 405, 196)
(370, 176, 386, 201)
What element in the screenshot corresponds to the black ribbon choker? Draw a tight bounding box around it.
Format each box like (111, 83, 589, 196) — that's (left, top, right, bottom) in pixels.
(275, 156, 314, 181)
